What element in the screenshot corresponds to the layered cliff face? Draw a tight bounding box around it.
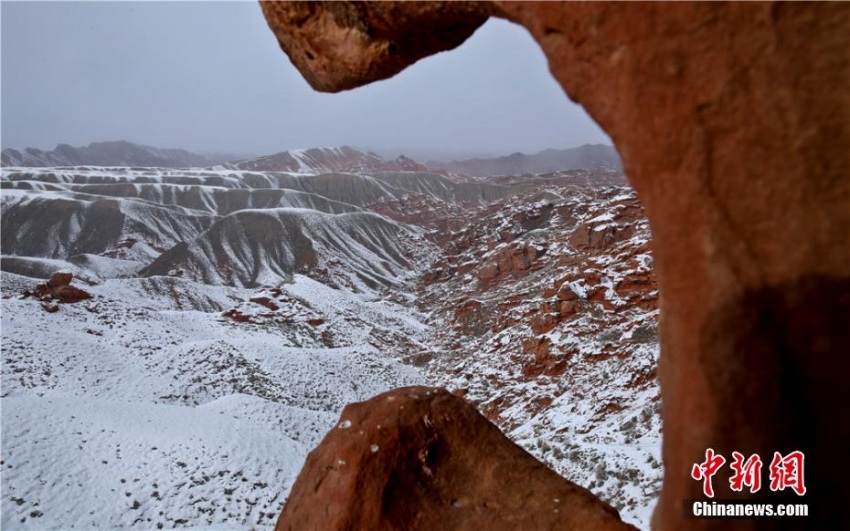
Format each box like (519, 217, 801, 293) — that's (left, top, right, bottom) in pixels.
(262, 2, 850, 529)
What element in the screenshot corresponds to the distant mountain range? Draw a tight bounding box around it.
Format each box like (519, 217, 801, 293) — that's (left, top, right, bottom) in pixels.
(230, 146, 427, 174)
(0, 141, 243, 169)
(2, 141, 622, 178)
(426, 144, 622, 177)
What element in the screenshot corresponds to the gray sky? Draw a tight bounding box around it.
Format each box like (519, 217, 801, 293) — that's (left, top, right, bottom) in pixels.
(1, 1, 610, 158)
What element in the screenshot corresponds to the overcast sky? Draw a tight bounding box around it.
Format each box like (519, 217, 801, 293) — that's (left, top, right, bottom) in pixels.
(1, 1, 610, 159)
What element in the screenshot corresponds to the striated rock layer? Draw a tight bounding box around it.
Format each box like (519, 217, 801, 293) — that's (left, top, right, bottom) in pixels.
(276, 386, 635, 531)
(262, 2, 850, 529)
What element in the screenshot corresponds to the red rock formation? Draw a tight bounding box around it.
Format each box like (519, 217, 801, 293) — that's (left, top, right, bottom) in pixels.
(22, 272, 92, 310)
(276, 386, 635, 531)
(262, 2, 850, 529)
(476, 241, 547, 286)
(46, 272, 73, 289)
(249, 296, 279, 311)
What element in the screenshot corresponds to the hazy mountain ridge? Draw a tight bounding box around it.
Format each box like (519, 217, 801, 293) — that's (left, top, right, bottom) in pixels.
(4, 141, 623, 182)
(1, 141, 244, 169)
(231, 146, 428, 174)
(427, 144, 622, 177)
(1, 167, 516, 212)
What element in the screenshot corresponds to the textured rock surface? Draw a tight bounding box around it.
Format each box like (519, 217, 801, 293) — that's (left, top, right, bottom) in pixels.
(276, 386, 635, 531)
(260, 2, 494, 92)
(22, 272, 92, 308)
(262, 2, 850, 529)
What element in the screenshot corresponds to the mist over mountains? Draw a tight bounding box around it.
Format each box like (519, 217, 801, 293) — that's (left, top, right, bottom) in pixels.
(2, 141, 621, 178)
(0, 141, 246, 169)
(426, 143, 622, 177)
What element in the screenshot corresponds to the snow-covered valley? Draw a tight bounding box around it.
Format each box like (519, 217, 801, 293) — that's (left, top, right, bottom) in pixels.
(1, 273, 428, 529)
(2, 163, 660, 529)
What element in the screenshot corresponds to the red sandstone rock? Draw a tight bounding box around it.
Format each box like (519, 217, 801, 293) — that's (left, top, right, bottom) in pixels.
(452, 299, 491, 337)
(477, 242, 546, 287)
(24, 273, 92, 310)
(222, 309, 252, 324)
(262, 3, 850, 529)
(260, 2, 494, 93)
(249, 296, 279, 311)
(50, 285, 93, 304)
(276, 386, 634, 531)
(569, 222, 635, 251)
(46, 272, 72, 289)
(556, 282, 580, 301)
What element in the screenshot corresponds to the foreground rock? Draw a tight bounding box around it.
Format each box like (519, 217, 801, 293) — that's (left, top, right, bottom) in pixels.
(262, 3, 850, 529)
(277, 386, 635, 531)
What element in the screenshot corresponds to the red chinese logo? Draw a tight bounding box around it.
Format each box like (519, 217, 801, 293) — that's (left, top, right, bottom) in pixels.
(691, 448, 727, 498)
(729, 452, 763, 493)
(769, 451, 806, 496)
(691, 449, 806, 497)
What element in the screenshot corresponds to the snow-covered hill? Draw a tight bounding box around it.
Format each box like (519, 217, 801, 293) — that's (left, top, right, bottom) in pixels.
(230, 146, 429, 175)
(1, 274, 428, 529)
(141, 208, 433, 289)
(1, 141, 241, 169)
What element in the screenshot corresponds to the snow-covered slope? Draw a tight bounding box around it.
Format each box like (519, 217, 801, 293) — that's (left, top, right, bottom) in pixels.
(1, 188, 216, 264)
(140, 209, 434, 289)
(231, 146, 385, 174)
(3, 167, 515, 207)
(1, 274, 427, 529)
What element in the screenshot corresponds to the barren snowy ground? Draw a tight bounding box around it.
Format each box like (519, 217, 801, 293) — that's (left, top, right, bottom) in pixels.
(1, 273, 427, 529)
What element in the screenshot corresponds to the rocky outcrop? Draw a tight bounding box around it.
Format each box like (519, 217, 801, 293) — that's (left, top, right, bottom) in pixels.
(477, 241, 547, 286)
(260, 2, 494, 93)
(22, 272, 92, 311)
(262, 2, 850, 530)
(276, 386, 635, 531)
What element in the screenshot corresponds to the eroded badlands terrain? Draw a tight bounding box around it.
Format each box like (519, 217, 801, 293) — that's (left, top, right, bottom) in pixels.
(1, 148, 659, 528)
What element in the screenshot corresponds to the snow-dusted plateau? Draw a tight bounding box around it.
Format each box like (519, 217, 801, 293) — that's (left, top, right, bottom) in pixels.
(1, 147, 660, 529)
